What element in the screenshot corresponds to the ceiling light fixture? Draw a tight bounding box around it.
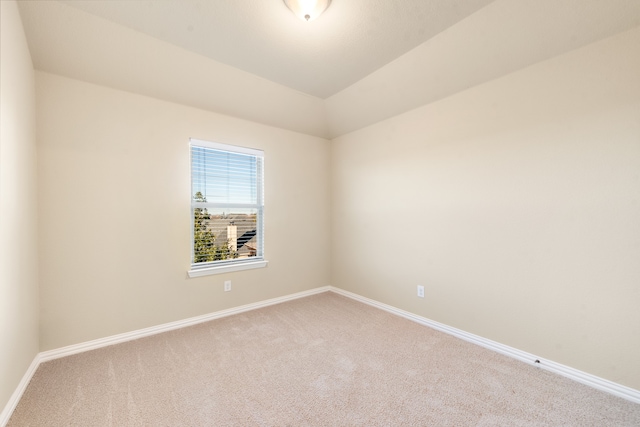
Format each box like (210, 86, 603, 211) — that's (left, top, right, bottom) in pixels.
(283, 0, 331, 22)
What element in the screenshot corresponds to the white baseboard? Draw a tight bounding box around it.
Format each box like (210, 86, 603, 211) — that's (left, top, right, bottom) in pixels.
(329, 286, 640, 404)
(39, 286, 331, 363)
(3, 283, 638, 426)
(0, 355, 40, 426)
(1, 286, 330, 426)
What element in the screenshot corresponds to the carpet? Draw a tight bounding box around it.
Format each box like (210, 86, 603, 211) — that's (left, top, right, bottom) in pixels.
(8, 292, 640, 426)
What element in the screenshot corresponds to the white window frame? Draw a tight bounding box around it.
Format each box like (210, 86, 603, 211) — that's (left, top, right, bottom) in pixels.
(188, 138, 267, 278)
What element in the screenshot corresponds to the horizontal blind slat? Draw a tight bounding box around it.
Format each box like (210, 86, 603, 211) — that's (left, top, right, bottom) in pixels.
(191, 141, 264, 266)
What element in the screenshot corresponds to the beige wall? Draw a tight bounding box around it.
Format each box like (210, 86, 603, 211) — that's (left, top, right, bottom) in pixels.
(36, 72, 331, 351)
(331, 28, 640, 390)
(0, 0, 39, 413)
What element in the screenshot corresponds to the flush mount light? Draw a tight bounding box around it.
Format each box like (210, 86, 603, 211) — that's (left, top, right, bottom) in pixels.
(283, 0, 331, 22)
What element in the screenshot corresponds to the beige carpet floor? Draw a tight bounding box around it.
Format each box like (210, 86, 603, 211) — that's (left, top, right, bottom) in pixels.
(8, 292, 640, 426)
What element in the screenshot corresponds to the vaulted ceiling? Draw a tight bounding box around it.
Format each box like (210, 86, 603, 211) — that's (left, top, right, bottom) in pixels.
(16, 0, 640, 138)
(55, 0, 495, 99)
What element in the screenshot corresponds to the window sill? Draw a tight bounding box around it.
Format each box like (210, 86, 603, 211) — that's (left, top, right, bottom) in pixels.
(188, 260, 268, 278)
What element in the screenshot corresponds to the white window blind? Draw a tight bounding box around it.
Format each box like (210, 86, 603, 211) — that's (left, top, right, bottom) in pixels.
(190, 139, 264, 271)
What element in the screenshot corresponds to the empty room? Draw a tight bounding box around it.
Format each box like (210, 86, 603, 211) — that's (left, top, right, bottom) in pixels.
(1, 0, 639, 425)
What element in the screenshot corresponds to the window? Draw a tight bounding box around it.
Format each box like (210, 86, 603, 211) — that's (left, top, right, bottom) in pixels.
(188, 139, 266, 277)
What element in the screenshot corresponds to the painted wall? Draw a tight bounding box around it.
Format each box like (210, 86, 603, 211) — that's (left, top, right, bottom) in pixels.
(331, 28, 640, 389)
(0, 0, 39, 414)
(36, 72, 331, 351)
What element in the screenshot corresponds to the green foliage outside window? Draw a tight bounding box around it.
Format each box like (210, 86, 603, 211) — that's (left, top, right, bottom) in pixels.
(193, 192, 238, 263)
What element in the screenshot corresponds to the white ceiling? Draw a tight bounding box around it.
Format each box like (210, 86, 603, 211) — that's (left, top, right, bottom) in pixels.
(14, 0, 640, 138)
(51, 0, 494, 99)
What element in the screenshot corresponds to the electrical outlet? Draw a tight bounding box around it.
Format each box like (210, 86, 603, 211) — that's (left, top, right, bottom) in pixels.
(224, 280, 231, 292)
(417, 285, 425, 298)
